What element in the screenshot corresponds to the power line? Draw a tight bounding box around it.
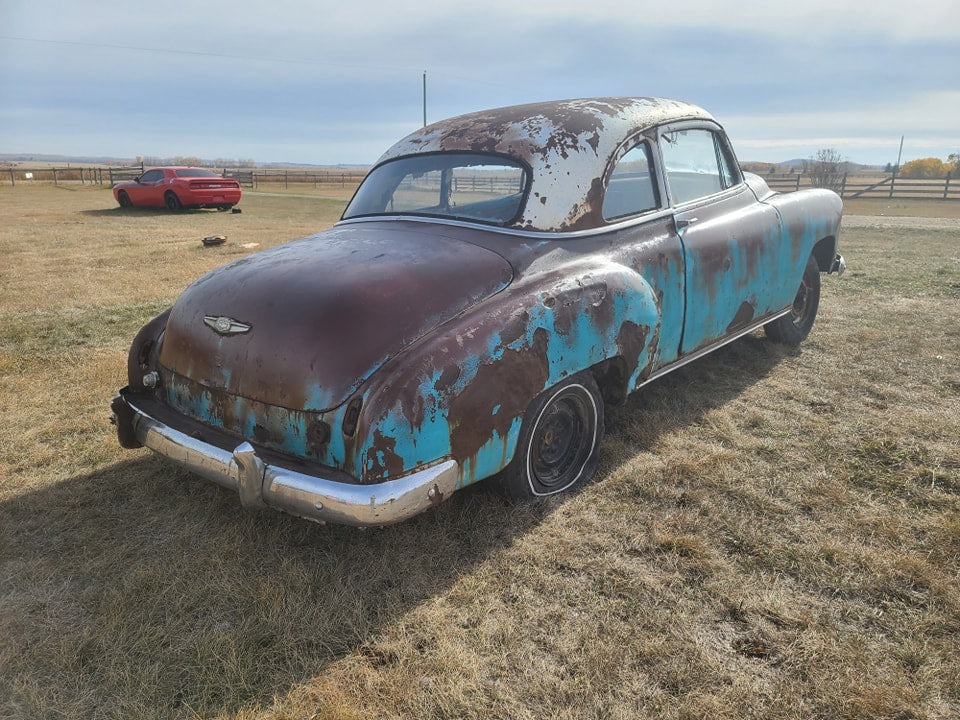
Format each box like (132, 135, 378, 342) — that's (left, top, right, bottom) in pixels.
(0, 34, 421, 74)
(0, 34, 503, 88)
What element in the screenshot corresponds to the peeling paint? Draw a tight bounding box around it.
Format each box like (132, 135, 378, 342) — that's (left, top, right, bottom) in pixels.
(118, 97, 843, 505)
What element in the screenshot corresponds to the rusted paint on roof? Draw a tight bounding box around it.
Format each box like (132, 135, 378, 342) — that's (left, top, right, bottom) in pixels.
(377, 97, 713, 232)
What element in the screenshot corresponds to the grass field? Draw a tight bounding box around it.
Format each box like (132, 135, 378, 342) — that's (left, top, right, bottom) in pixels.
(1, 185, 959, 719)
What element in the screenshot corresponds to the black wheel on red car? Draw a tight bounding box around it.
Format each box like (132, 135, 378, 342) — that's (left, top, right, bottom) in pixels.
(494, 372, 604, 501)
(164, 191, 183, 211)
(117, 190, 132, 208)
(764, 254, 821, 344)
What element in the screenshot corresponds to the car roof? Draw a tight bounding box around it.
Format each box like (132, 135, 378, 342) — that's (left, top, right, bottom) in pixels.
(376, 97, 715, 232)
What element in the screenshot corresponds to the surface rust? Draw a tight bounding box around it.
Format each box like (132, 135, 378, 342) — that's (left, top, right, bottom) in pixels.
(122, 97, 843, 496)
(379, 97, 714, 233)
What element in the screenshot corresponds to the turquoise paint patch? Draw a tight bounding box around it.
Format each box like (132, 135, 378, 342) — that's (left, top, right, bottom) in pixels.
(458, 420, 523, 488)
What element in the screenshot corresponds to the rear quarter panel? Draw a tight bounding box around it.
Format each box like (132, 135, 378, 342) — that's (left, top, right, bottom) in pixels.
(334, 253, 667, 487)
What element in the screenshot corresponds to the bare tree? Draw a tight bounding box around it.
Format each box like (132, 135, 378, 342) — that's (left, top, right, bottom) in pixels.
(949, 152, 960, 175)
(803, 148, 846, 192)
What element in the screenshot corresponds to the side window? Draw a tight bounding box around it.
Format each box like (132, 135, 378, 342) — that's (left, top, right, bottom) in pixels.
(660, 129, 735, 205)
(140, 170, 163, 183)
(602, 142, 659, 221)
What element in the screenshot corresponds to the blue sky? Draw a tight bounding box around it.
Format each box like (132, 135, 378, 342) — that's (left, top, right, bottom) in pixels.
(1, 0, 957, 167)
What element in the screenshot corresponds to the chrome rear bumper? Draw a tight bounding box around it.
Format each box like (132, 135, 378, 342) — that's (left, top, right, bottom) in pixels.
(111, 391, 460, 527)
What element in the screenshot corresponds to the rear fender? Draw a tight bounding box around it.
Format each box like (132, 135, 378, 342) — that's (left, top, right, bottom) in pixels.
(338, 260, 663, 487)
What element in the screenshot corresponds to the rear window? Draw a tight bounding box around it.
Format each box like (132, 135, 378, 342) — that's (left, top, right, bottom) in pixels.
(175, 169, 220, 178)
(343, 152, 529, 225)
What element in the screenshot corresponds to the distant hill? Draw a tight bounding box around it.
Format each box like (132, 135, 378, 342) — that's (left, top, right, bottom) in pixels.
(743, 158, 882, 173)
(0, 152, 138, 166)
(0, 153, 369, 170)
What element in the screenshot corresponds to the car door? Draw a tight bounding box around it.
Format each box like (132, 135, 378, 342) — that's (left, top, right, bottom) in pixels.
(601, 138, 686, 372)
(658, 125, 785, 355)
(128, 169, 165, 206)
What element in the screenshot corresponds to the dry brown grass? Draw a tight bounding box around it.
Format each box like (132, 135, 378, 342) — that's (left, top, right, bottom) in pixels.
(2, 187, 959, 719)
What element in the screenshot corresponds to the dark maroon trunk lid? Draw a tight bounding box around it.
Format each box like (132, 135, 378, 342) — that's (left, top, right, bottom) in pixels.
(158, 223, 513, 411)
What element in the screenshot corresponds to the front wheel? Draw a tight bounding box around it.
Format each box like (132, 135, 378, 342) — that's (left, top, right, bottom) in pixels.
(764, 254, 821, 344)
(492, 372, 604, 501)
(164, 191, 183, 211)
(117, 190, 132, 208)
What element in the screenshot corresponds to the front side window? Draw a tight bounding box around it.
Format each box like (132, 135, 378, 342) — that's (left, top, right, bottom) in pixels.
(660, 128, 739, 205)
(343, 152, 528, 225)
(602, 142, 659, 221)
(140, 170, 163, 183)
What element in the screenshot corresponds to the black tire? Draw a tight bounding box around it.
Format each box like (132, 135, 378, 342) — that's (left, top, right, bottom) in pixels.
(164, 191, 183, 211)
(217, 204, 233, 212)
(493, 372, 604, 501)
(117, 190, 132, 208)
(764, 254, 821, 344)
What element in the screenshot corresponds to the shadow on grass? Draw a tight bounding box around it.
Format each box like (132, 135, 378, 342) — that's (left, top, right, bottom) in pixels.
(0, 334, 795, 718)
(79, 206, 232, 217)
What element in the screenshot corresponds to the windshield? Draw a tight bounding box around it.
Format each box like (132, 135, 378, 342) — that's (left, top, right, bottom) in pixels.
(343, 152, 529, 225)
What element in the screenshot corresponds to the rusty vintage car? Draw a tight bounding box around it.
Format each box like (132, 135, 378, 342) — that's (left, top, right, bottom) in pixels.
(111, 97, 844, 526)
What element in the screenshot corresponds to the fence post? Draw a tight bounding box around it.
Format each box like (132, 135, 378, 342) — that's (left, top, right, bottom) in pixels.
(795, 174, 801, 192)
(53, 168, 58, 186)
(944, 173, 952, 201)
(284, 171, 288, 189)
(889, 170, 897, 199)
(840, 172, 847, 197)
(9, 168, 14, 187)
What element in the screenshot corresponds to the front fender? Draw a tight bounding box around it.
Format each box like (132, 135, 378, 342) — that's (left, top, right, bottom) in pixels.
(340, 259, 663, 487)
(768, 188, 843, 267)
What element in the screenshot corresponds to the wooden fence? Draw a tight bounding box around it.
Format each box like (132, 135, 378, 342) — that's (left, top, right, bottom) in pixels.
(4, 164, 958, 201)
(234, 170, 367, 189)
(2, 164, 145, 187)
(0, 165, 365, 189)
(764, 172, 959, 201)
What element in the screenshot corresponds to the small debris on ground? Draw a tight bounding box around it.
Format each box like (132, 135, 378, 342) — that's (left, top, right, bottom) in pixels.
(241, 243, 260, 249)
(202, 235, 227, 247)
(232, 208, 242, 213)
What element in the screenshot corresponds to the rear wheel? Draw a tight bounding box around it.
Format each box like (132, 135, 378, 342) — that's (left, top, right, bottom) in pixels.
(164, 191, 183, 211)
(764, 254, 821, 344)
(493, 372, 604, 501)
(117, 190, 132, 207)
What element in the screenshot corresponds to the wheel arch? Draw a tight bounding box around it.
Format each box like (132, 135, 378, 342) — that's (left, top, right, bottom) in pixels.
(811, 235, 838, 272)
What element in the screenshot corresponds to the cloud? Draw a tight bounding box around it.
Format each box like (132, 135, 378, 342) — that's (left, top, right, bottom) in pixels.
(1, 1, 957, 164)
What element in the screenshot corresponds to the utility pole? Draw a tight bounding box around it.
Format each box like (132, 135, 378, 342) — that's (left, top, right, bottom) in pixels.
(895, 135, 904, 172)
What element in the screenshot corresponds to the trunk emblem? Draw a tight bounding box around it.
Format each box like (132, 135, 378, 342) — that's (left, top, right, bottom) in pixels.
(203, 315, 251, 335)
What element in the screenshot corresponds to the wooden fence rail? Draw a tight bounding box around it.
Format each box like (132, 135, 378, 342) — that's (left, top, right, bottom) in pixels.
(3, 165, 958, 201)
(2, 165, 144, 187)
(0, 165, 366, 189)
(240, 170, 368, 189)
(763, 172, 959, 201)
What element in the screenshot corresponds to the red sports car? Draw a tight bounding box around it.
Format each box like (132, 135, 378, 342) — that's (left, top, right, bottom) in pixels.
(113, 166, 242, 211)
